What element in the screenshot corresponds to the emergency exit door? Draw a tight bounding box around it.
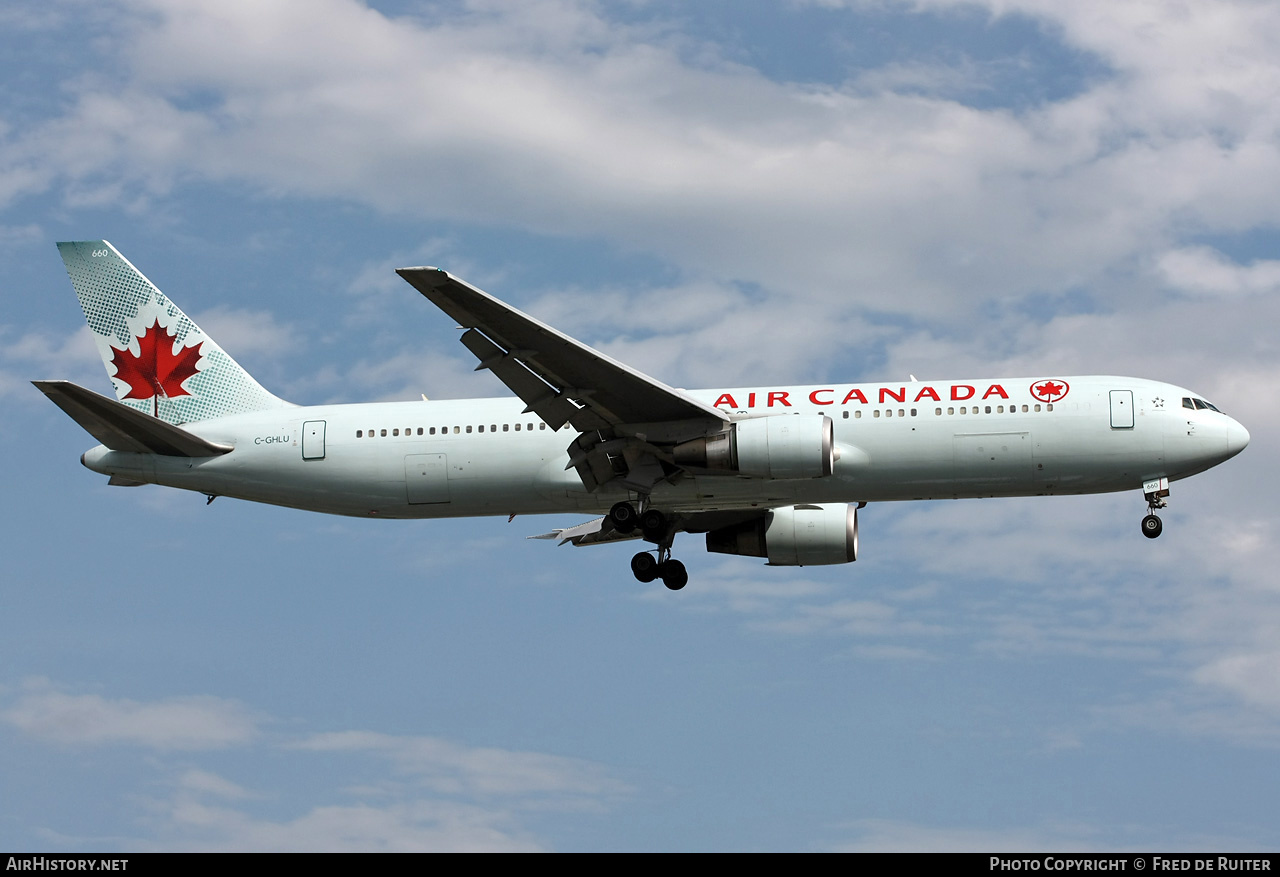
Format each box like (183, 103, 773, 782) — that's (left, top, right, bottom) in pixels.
(302, 420, 326, 459)
(1109, 390, 1134, 429)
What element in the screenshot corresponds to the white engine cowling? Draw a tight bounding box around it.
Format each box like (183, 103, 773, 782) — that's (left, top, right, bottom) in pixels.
(705, 503, 858, 566)
(674, 414, 835, 479)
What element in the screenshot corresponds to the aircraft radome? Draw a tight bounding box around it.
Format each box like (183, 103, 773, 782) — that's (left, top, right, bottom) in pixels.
(36, 241, 1250, 590)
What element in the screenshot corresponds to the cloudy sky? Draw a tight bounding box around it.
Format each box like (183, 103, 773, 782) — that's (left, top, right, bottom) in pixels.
(2, 0, 1278, 852)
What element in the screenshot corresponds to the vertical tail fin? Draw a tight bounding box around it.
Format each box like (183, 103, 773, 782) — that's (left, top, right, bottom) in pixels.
(57, 240, 292, 424)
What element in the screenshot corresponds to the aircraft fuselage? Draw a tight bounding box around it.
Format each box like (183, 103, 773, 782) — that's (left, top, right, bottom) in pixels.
(80, 375, 1248, 520)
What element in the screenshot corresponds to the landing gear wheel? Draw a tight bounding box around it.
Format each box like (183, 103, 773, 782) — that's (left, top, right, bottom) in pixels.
(640, 508, 667, 542)
(1141, 514, 1163, 539)
(659, 559, 688, 591)
(631, 552, 659, 583)
(609, 501, 638, 533)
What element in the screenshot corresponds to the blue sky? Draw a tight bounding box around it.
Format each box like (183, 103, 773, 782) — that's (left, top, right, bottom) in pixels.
(2, 0, 1278, 852)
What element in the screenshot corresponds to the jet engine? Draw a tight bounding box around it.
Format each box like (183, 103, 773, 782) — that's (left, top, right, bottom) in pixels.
(705, 503, 858, 566)
(673, 414, 835, 479)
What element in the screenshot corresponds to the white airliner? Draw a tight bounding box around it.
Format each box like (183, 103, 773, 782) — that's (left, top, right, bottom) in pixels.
(37, 241, 1249, 590)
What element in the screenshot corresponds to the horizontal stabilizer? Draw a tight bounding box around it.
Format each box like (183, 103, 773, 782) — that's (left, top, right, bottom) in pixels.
(33, 380, 232, 457)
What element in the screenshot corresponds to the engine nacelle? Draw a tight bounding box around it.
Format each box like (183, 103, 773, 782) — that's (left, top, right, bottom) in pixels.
(674, 414, 835, 479)
(705, 503, 858, 566)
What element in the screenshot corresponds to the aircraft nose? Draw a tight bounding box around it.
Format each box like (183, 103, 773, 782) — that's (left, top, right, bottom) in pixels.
(1226, 418, 1250, 457)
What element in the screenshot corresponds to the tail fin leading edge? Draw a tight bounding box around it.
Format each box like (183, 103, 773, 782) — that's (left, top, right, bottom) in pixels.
(57, 240, 291, 424)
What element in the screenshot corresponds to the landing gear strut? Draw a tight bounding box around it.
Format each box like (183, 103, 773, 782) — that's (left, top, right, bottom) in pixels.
(1141, 476, 1169, 539)
(618, 500, 687, 589)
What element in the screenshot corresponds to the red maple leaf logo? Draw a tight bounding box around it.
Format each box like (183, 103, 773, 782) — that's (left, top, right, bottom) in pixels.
(1030, 379, 1069, 402)
(109, 319, 204, 402)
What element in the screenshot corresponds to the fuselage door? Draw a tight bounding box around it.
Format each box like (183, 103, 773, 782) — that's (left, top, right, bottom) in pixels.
(302, 420, 326, 460)
(1109, 390, 1134, 429)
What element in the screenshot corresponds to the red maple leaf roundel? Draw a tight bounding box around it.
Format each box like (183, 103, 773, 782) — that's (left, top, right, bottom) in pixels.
(109, 319, 204, 401)
(1030, 379, 1069, 403)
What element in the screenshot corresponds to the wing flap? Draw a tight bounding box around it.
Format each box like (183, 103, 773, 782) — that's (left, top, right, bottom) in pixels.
(530, 509, 770, 547)
(460, 328, 607, 431)
(33, 380, 233, 457)
(528, 516, 642, 547)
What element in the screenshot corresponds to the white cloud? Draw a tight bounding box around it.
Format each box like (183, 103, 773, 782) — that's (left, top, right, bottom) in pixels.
(825, 815, 1255, 852)
(827, 817, 1111, 852)
(3, 678, 629, 851)
(174, 768, 256, 800)
(6, 0, 1278, 334)
(190, 306, 299, 359)
(294, 730, 629, 801)
(2, 678, 260, 750)
(1155, 247, 1280, 298)
(154, 796, 547, 852)
(1194, 652, 1280, 714)
(0, 325, 101, 399)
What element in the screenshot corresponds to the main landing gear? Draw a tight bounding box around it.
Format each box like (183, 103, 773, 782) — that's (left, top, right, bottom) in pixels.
(611, 501, 687, 590)
(1141, 476, 1170, 539)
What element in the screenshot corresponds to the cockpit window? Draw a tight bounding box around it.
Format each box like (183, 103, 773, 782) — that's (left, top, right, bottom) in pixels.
(1183, 398, 1195, 409)
(1203, 399, 1221, 412)
(1193, 398, 1208, 410)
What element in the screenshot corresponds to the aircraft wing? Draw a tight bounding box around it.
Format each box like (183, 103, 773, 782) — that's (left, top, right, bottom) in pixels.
(396, 267, 728, 434)
(398, 267, 731, 493)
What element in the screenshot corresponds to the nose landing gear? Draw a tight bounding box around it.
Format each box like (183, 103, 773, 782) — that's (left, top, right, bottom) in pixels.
(1141, 514, 1163, 539)
(1141, 476, 1170, 539)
